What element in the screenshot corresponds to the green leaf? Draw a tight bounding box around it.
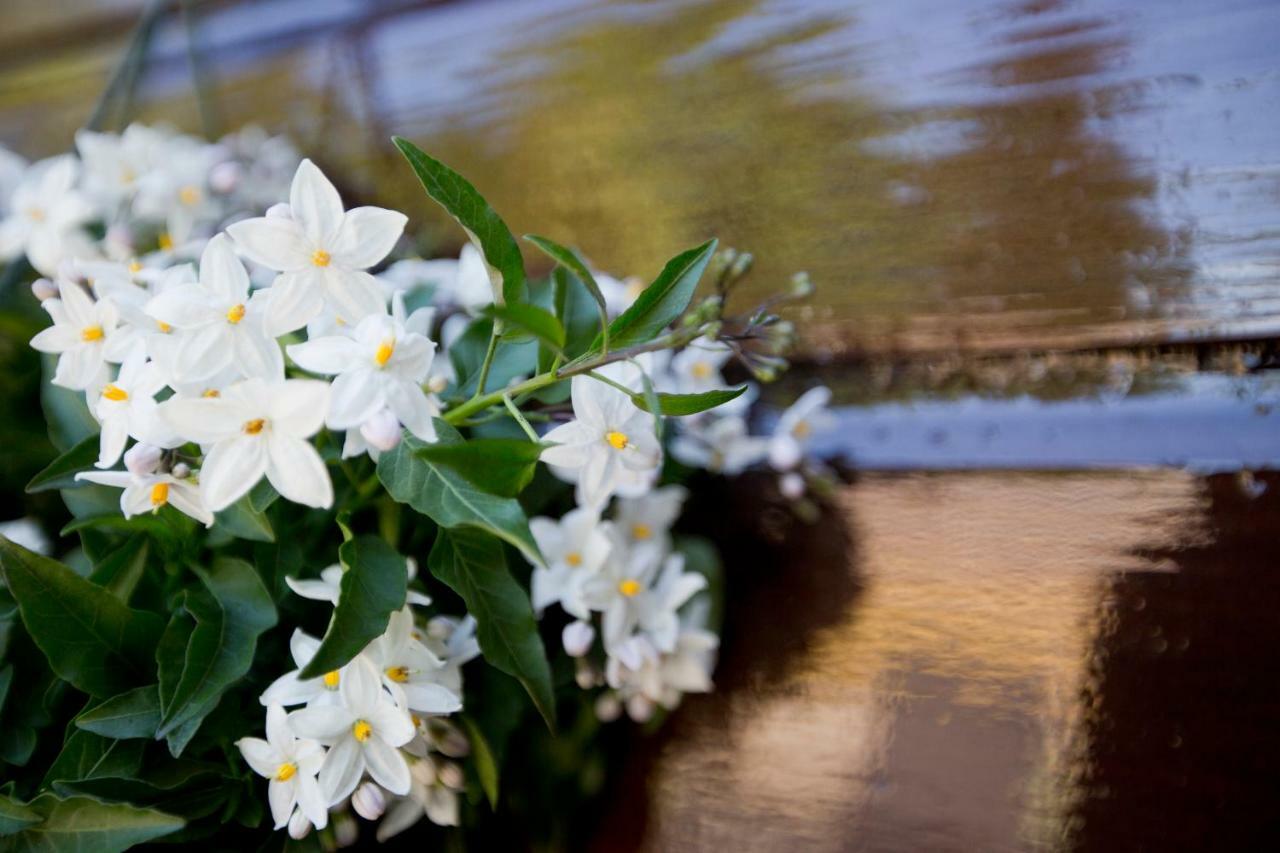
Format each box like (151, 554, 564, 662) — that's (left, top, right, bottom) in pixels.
(211, 494, 275, 543)
(460, 716, 500, 809)
(75, 685, 161, 740)
(378, 423, 542, 566)
(448, 318, 538, 399)
(427, 529, 555, 729)
(0, 537, 163, 698)
(601, 238, 717, 349)
(42, 730, 145, 791)
(630, 385, 748, 416)
(415, 438, 543, 498)
(156, 559, 276, 742)
(480, 303, 565, 354)
(393, 137, 526, 305)
(553, 267, 604, 361)
(524, 235, 609, 346)
(25, 434, 98, 493)
(248, 479, 279, 514)
(87, 536, 150, 603)
(0, 792, 40, 835)
(297, 536, 408, 679)
(40, 354, 97, 452)
(17, 794, 182, 851)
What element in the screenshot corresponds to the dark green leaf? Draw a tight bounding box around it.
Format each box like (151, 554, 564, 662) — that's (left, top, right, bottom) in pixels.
(40, 354, 97, 452)
(0, 664, 11, 715)
(87, 536, 150, 603)
(415, 438, 543, 498)
(17, 794, 182, 851)
(0, 792, 40, 835)
(42, 730, 144, 791)
(601, 238, 717, 349)
(157, 559, 276, 742)
(480, 303, 565, 354)
(524, 235, 609, 346)
(298, 536, 408, 679)
(448, 317, 538, 399)
(248, 479, 279, 514)
(552, 267, 604, 362)
(630, 385, 748, 416)
(211, 494, 275, 543)
(675, 535, 725, 633)
(392, 137, 526, 305)
(25, 434, 98, 493)
(378, 423, 542, 565)
(75, 685, 161, 739)
(0, 537, 162, 697)
(460, 716, 500, 809)
(427, 529, 554, 728)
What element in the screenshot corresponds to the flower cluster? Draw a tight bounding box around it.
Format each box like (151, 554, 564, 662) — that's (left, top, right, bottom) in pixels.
(240, 559, 476, 841)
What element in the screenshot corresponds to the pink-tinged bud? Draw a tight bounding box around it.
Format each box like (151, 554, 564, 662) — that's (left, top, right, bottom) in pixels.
(265, 202, 293, 220)
(626, 694, 655, 723)
(595, 692, 622, 722)
(779, 471, 806, 500)
(31, 278, 57, 301)
(170, 462, 192, 479)
(351, 782, 386, 821)
(124, 443, 163, 476)
(562, 620, 595, 658)
(359, 409, 402, 452)
(437, 761, 465, 791)
(209, 161, 242, 194)
(105, 223, 134, 256)
(287, 810, 312, 840)
(575, 659, 601, 690)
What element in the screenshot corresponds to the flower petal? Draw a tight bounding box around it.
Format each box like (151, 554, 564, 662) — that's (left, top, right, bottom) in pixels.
(363, 736, 411, 796)
(287, 335, 362, 376)
(226, 215, 310, 272)
(291, 159, 346, 247)
(320, 268, 386, 326)
(236, 736, 281, 778)
(326, 370, 384, 430)
(266, 434, 333, 509)
(200, 434, 268, 512)
(319, 736, 364, 805)
(161, 396, 249, 445)
(290, 705, 355, 742)
(263, 270, 327, 337)
(199, 234, 251, 305)
(330, 207, 407, 270)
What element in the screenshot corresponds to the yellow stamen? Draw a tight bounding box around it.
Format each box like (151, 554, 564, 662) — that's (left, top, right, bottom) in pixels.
(179, 185, 201, 206)
(225, 303, 246, 324)
(102, 384, 129, 402)
(274, 762, 297, 782)
(352, 720, 372, 742)
(335, 315, 347, 326)
(158, 232, 174, 251)
(631, 523, 652, 541)
(792, 420, 811, 439)
(243, 418, 265, 435)
(202, 388, 220, 398)
(411, 714, 423, 728)
(323, 670, 340, 689)
(81, 325, 104, 342)
(605, 431, 629, 450)
(150, 482, 169, 506)
(691, 362, 712, 379)
(311, 249, 331, 267)
(618, 579, 641, 598)
(565, 552, 583, 568)
(374, 340, 395, 367)
(156, 320, 172, 333)
(385, 665, 410, 683)
(128, 260, 143, 275)
(26, 207, 46, 223)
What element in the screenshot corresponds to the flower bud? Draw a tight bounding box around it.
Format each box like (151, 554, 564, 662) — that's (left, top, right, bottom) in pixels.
(626, 694, 655, 723)
(575, 659, 601, 690)
(31, 278, 57, 302)
(789, 271, 815, 298)
(433, 722, 471, 758)
(437, 761, 465, 791)
(595, 692, 622, 722)
(287, 810, 312, 840)
(351, 782, 386, 821)
(209, 161, 242, 194)
(333, 812, 358, 847)
(729, 251, 754, 281)
(359, 409, 403, 452)
(104, 224, 134, 257)
(124, 443, 163, 476)
(171, 461, 192, 480)
(779, 471, 806, 500)
(265, 202, 293, 220)
(562, 620, 595, 658)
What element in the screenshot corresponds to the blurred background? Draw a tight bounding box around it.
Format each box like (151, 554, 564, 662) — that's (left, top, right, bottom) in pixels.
(2, 0, 1280, 849)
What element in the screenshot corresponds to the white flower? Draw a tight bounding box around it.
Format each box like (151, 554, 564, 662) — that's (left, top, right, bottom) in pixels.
(379, 246, 491, 313)
(420, 615, 479, 698)
(540, 374, 661, 509)
(88, 352, 179, 468)
(161, 376, 332, 511)
(562, 620, 596, 657)
(342, 408, 403, 460)
(369, 608, 462, 716)
(351, 781, 387, 820)
(90, 261, 194, 365)
(529, 506, 612, 620)
(670, 415, 768, 475)
(588, 551, 705, 657)
(236, 703, 328, 830)
(670, 342, 733, 395)
(607, 624, 719, 710)
(29, 277, 118, 390)
(768, 386, 832, 470)
(75, 124, 167, 207)
(286, 562, 432, 608)
(287, 308, 439, 442)
(595, 273, 647, 316)
(612, 484, 687, 555)
(0, 517, 51, 555)
(227, 159, 405, 335)
(130, 135, 221, 245)
(376, 758, 460, 840)
(290, 655, 416, 802)
(260, 629, 347, 708)
(0, 154, 96, 275)
(144, 234, 282, 383)
(75, 468, 214, 526)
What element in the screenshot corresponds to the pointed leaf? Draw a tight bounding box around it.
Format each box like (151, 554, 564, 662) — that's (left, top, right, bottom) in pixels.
(0, 792, 40, 835)
(414, 438, 543, 498)
(25, 434, 98, 493)
(524, 234, 609, 347)
(460, 716, 500, 809)
(0, 537, 162, 698)
(427, 529, 554, 728)
(630, 385, 748, 416)
(297, 536, 408, 679)
(212, 494, 275, 543)
(393, 137, 525, 305)
(600, 238, 717, 349)
(378, 422, 542, 565)
(480, 303, 565, 354)
(75, 685, 161, 740)
(18, 794, 182, 851)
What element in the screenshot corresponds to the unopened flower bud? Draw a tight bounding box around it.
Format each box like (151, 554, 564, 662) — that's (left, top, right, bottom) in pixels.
(562, 620, 595, 658)
(31, 278, 57, 302)
(209, 161, 242, 194)
(287, 810, 312, 840)
(359, 409, 402, 452)
(124, 443, 163, 476)
(789, 271, 815, 298)
(729, 251, 753, 280)
(699, 295, 723, 321)
(576, 658, 601, 690)
(333, 812, 358, 847)
(171, 461, 192, 480)
(265, 202, 293, 220)
(595, 692, 623, 722)
(105, 224, 134, 257)
(779, 471, 806, 500)
(437, 761, 465, 791)
(430, 720, 471, 758)
(626, 694, 655, 723)
(351, 782, 386, 820)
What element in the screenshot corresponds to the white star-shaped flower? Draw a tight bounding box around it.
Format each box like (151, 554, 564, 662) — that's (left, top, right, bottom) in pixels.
(29, 277, 118, 390)
(0, 154, 96, 275)
(529, 506, 613, 620)
(286, 562, 432, 608)
(87, 351, 180, 468)
(369, 608, 462, 716)
(227, 159, 406, 335)
(74, 468, 213, 527)
(236, 703, 329, 830)
(768, 385, 832, 470)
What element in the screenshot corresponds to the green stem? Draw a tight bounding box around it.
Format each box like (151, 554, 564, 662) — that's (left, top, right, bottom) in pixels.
(471, 320, 503, 400)
(585, 370, 633, 396)
(503, 395, 541, 442)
